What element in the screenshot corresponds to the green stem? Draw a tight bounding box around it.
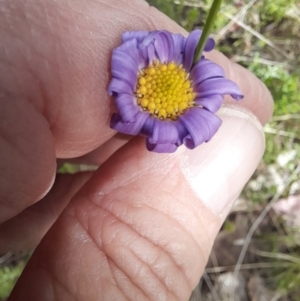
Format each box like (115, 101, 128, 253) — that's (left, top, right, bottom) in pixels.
(193, 0, 222, 64)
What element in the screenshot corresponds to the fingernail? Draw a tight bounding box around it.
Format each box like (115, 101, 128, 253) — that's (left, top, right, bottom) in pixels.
(181, 105, 265, 217)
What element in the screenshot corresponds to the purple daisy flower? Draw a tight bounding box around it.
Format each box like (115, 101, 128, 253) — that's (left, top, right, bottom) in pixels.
(108, 30, 243, 153)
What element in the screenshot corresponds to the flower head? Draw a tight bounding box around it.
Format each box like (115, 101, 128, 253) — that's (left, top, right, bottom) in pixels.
(108, 30, 243, 153)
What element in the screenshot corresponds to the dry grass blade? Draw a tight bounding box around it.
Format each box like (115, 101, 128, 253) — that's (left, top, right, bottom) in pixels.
(249, 248, 300, 264)
(206, 262, 292, 273)
(231, 164, 300, 300)
(286, 4, 300, 22)
(264, 127, 297, 138)
(272, 114, 300, 121)
(215, 0, 258, 41)
(174, 0, 204, 8)
(202, 271, 222, 301)
(221, 11, 294, 60)
(233, 55, 287, 66)
(0, 252, 13, 265)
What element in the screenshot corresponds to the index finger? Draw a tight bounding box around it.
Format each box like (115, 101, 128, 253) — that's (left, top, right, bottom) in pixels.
(0, 0, 273, 222)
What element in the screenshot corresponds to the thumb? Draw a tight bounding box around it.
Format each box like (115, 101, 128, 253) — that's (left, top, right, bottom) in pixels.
(9, 106, 265, 301)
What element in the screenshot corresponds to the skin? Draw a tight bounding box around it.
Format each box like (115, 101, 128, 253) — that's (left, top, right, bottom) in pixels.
(0, 0, 273, 300)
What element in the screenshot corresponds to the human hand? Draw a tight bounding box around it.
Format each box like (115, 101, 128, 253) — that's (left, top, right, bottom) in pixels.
(0, 0, 273, 300)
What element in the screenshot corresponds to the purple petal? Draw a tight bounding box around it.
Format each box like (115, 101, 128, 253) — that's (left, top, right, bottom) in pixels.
(190, 59, 225, 86)
(148, 119, 179, 144)
(139, 47, 149, 69)
(153, 31, 175, 63)
(115, 94, 140, 122)
(146, 141, 178, 153)
(173, 120, 189, 145)
(111, 49, 138, 91)
(110, 112, 148, 135)
(137, 31, 161, 65)
(147, 44, 158, 65)
(179, 108, 222, 149)
(118, 31, 149, 69)
(183, 30, 216, 71)
(108, 78, 133, 96)
(183, 30, 201, 71)
(194, 78, 244, 100)
(122, 31, 149, 43)
(139, 31, 175, 63)
(194, 95, 224, 113)
(139, 31, 159, 48)
(141, 116, 155, 137)
(116, 38, 140, 62)
(172, 34, 185, 64)
(204, 37, 215, 52)
(172, 33, 185, 49)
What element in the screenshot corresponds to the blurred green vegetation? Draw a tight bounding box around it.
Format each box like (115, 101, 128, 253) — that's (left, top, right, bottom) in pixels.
(0, 261, 26, 301)
(1, 0, 299, 299)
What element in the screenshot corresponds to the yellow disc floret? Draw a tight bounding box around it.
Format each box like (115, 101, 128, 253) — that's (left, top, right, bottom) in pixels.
(136, 61, 196, 120)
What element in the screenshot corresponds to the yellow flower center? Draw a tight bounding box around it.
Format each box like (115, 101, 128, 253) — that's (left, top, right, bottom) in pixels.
(136, 61, 196, 120)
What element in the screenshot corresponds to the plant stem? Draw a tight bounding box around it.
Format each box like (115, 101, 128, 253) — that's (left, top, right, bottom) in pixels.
(193, 0, 222, 64)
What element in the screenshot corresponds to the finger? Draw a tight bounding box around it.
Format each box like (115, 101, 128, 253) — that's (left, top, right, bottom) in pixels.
(0, 101, 56, 222)
(65, 133, 131, 166)
(10, 106, 265, 301)
(0, 172, 93, 253)
(1, 0, 272, 220)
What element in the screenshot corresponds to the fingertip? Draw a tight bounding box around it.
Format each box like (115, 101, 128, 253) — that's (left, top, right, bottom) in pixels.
(180, 105, 265, 219)
(0, 172, 93, 253)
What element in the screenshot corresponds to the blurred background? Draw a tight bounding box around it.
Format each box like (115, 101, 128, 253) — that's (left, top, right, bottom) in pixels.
(145, 0, 300, 300)
(1, 0, 299, 300)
